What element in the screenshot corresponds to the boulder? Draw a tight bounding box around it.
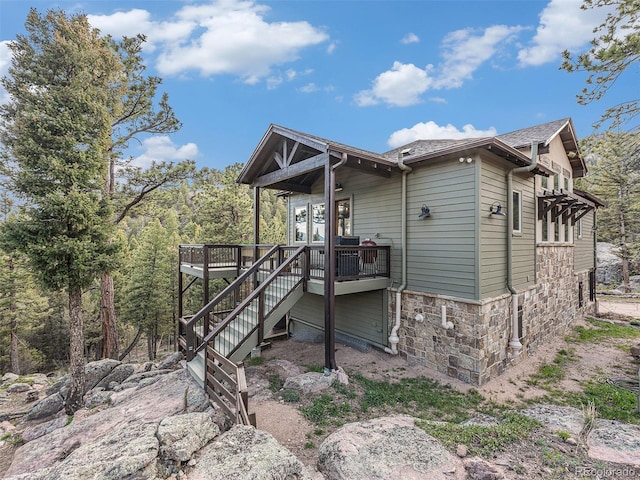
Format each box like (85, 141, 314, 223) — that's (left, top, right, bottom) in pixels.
(94, 364, 135, 389)
(597, 242, 623, 286)
(187, 425, 315, 480)
(25, 393, 64, 421)
(157, 412, 220, 462)
(283, 372, 335, 393)
(5, 369, 204, 478)
(2, 372, 19, 384)
(46, 375, 70, 396)
(317, 415, 465, 480)
(24, 390, 40, 403)
(7, 383, 32, 394)
(9, 420, 160, 480)
(588, 419, 640, 466)
(156, 351, 184, 370)
(83, 388, 113, 408)
(464, 457, 505, 480)
(84, 359, 121, 391)
(125, 369, 174, 385)
(22, 415, 70, 442)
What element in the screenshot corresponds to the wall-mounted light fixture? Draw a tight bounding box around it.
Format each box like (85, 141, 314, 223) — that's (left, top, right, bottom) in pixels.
(459, 157, 473, 164)
(335, 183, 343, 192)
(489, 202, 506, 217)
(418, 204, 431, 219)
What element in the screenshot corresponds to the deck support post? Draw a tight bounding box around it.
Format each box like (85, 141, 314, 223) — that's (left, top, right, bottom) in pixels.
(323, 153, 345, 372)
(254, 186, 260, 261)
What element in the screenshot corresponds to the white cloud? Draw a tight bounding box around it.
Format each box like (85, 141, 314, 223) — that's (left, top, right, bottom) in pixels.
(133, 136, 199, 169)
(327, 41, 337, 54)
(89, 1, 328, 84)
(355, 25, 522, 107)
(401, 32, 420, 44)
(0, 41, 12, 104)
(387, 121, 497, 148)
(354, 61, 434, 107)
(155, 1, 328, 82)
(299, 83, 318, 93)
(435, 25, 523, 88)
(517, 0, 611, 66)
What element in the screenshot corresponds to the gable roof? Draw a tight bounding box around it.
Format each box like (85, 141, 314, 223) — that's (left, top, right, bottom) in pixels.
(239, 118, 585, 189)
(382, 137, 551, 175)
(496, 118, 587, 177)
(238, 124, 395, 189)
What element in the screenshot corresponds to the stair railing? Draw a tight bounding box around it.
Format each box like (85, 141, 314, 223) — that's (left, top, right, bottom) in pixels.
(196, 245, 307, 357)
(180, 244, 280, 360)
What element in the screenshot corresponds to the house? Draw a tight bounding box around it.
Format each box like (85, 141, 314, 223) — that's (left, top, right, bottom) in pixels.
(178, 117, 603, 394)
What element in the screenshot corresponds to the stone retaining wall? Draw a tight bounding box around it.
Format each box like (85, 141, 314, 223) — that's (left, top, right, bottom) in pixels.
(392, 245, 595, 385)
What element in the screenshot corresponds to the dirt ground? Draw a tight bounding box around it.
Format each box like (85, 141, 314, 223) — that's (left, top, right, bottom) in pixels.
(1, 300, 639, 478)
(251, 300, 640, 472)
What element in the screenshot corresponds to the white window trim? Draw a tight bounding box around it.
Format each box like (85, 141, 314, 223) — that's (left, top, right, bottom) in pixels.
(512, 190, 522, 234)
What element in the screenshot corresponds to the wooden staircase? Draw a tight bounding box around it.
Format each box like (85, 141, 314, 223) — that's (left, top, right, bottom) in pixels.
(180, 245, 307, 424)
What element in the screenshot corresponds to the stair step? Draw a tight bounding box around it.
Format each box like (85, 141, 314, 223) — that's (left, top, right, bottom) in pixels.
(187, 350, 205, 388)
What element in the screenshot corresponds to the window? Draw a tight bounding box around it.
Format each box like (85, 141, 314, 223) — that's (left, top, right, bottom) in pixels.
(542, 214, 549, 241)
(336, 199, 351, 236)
(553, 174, 559, 190)
(311, 203, 325, 242)
(554, 215, 560, 242)
(564, 177, 569, 191)
(294, 207, 307, 242)
(512, 191, 522, 234)
(577, 218, 583, 239)
(541, 175, 548, 190)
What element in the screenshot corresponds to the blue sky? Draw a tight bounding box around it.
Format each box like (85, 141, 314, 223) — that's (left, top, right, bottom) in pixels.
(0, 0, 633, 171)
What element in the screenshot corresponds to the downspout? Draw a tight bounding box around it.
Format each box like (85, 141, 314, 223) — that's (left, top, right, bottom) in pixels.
(385, 151, 412, 355)
(506, 141, 538, 356)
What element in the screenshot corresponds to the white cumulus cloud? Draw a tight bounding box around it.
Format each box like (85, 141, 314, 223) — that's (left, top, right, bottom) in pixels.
(88, 0, 328, 84)
(354, 61, 434, 107)
(355, 25, 522, 107)
(387, 121, 498, 148)
(435, 25, 523, 88)
(401, 32, 420, 44)
(133, 136, 199, 169)
(517, 0, 612, 66)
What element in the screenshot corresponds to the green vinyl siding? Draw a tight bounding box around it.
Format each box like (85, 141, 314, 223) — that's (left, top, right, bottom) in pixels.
(286, 168, 403, 284)
(479, 157, 535, 299)
(406, 160, 477, 299)
(574, 212, 595, 272)
(290, 290, 387, 346)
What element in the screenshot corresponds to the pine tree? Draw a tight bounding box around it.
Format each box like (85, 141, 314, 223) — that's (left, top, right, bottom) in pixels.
(579, 131, 640, 290)
(0, 9, 120, 413)
(122, 219, 174, 360)
(561, 0, 640, 129)
(99, 33, 194, 360)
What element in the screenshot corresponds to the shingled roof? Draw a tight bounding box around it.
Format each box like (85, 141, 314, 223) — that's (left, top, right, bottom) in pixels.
(496, 118, 572, 149)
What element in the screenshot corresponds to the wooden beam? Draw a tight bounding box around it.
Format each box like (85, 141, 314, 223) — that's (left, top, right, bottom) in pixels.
(272, 126, 327, 152)
(344, 161, 391, 178)
(269, 182, 312, 194)
(252, 152, 328, 188)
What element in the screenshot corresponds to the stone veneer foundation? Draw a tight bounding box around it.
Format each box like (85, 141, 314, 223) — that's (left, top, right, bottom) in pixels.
(391, 245, 596, 386)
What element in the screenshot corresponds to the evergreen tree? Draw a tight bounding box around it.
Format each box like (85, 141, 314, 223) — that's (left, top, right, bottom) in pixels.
(561, 0, 640, 129)
(99, 33, 195, 361)
(122, 218, 174, 360)
(579, 131, 640, 290)
(0, 9, 120, 413)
